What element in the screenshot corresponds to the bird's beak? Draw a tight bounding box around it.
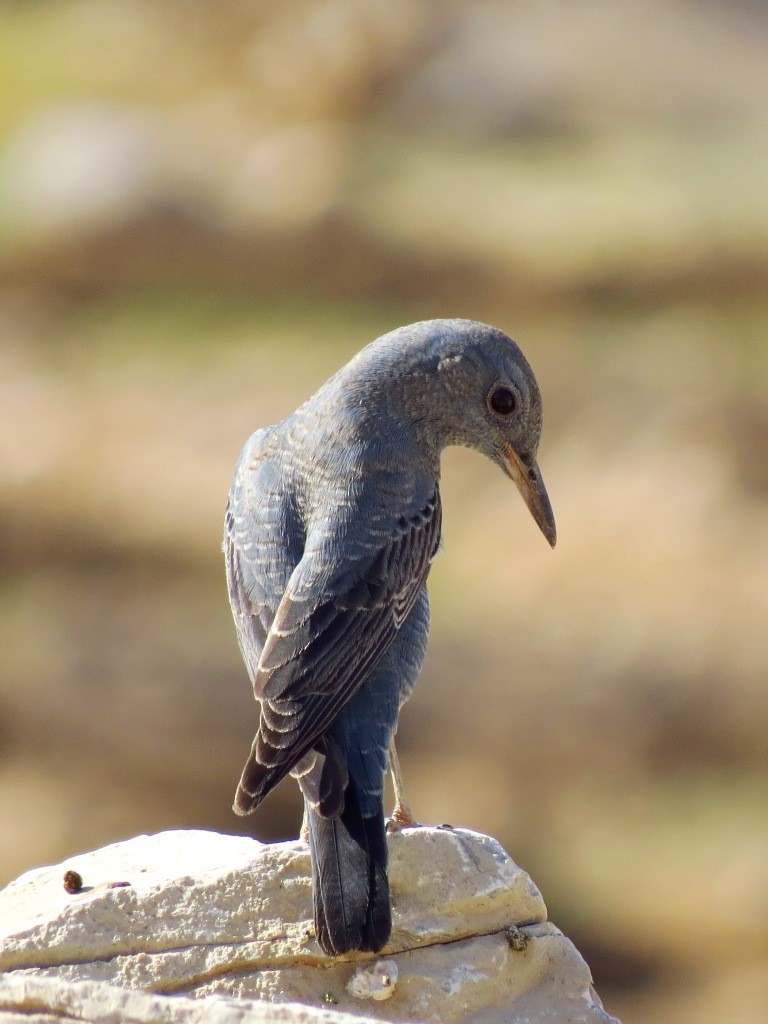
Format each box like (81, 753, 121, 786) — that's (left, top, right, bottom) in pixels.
(501, 444, 557, 548)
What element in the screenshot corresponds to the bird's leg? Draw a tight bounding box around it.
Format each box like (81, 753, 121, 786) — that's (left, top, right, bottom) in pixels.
(299, 804, 310, 844)
(386, 738, 419, 832)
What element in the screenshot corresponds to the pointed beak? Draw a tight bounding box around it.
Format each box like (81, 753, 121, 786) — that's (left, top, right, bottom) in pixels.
(501, 444, 557, 548)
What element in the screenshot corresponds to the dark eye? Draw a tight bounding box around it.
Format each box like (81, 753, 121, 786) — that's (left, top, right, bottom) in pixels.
(488, 385, 517, 417)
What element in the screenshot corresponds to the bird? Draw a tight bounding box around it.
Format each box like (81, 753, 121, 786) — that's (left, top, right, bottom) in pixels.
(223, 318, 556, 957)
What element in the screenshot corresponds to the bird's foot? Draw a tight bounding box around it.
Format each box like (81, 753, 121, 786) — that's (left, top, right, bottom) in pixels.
(386, 804, 420, 833)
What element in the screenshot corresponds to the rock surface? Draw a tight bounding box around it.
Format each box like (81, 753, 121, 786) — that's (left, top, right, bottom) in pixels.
(0, 827, 619, 1024)
(0, 976, 383, 1024)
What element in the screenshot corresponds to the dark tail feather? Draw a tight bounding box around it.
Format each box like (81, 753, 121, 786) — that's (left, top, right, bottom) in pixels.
(307, 778, 390, 956)
(295, 736, 348, 818)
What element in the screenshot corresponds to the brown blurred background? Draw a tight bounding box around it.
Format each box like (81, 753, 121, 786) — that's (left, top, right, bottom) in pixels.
(1, 1, 767, 1020)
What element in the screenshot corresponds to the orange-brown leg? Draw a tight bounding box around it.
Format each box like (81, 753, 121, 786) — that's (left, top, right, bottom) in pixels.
(386, 738, 419, 832)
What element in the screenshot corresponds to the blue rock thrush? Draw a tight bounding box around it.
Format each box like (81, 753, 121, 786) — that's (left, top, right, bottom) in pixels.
(224, 319, 556, 956)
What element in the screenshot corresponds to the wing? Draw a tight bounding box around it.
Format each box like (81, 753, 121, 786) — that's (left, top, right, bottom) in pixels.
(224, 427, 303, 691)
(233, 484, 441, 814)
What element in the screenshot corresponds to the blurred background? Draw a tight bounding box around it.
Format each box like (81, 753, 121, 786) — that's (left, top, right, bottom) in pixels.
(1, 1, 767, 1020)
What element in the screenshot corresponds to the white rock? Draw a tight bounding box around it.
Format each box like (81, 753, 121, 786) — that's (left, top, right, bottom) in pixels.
(0, 975, 381, 1024)
(346, 960, 398, 1001)
(0, 826, 620, 1024)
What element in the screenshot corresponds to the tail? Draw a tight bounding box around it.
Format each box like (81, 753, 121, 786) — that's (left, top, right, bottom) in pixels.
(307, 777, 391, 956)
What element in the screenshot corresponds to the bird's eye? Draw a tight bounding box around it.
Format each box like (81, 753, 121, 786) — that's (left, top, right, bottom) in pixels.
(488, 385, 517, 417)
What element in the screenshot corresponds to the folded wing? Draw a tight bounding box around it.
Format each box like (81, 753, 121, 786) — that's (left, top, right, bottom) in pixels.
(231, 488, 441, 814)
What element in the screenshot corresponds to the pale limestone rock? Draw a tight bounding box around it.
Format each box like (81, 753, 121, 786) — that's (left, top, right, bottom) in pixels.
(0, 975, 382, 1024)
(347, 959, 398, 1001)
(0, 827, 619, 1024)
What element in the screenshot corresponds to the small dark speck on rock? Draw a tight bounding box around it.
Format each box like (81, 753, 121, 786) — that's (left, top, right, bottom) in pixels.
(106, 881, 131, 889)
(505, 925, 529, 952)
(63, 870, 83, 894)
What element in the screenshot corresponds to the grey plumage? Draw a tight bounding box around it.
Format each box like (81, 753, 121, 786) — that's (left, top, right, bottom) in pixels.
(224, 318, 556, 956)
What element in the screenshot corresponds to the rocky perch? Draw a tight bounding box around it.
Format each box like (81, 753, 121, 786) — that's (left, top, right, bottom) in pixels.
(0, 826, 619, 1024)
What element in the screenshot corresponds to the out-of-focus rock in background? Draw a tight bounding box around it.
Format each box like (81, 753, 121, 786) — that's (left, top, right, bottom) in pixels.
(0, 826, 618, 1024)
(0, 3, 766, 1023)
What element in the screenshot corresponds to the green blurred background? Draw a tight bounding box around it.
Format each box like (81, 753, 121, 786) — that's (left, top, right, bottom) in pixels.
(1, 2, 767, 1021)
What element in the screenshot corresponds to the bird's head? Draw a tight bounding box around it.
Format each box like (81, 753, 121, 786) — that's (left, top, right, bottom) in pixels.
(378, 319, 557, 548)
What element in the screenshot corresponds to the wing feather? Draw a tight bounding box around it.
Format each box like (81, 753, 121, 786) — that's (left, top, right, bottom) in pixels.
(232, 487, 441, 813)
